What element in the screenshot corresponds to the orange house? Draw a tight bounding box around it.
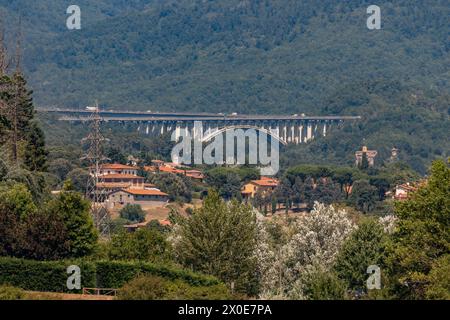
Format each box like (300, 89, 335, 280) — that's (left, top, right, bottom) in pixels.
(241, 177, 279, 199)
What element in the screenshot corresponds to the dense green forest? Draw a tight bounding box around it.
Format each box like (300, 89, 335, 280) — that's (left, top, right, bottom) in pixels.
(1, 0, 449, 172)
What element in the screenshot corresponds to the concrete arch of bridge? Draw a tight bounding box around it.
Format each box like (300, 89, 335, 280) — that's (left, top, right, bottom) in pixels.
(201, 125, 287, 146)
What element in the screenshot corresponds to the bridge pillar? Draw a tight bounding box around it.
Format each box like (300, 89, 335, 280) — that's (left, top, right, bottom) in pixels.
(306, 122, 313, 142)
(146, 124, 149, 135)
(271, 125, 280, 140)
(192, 122, 203, 142)
(291, 124, 295, 143)
(323, 122, 327, 137)
(283, 125, 287, 143)
(298, 124, 303, 144)
(175, 125, 181, 140)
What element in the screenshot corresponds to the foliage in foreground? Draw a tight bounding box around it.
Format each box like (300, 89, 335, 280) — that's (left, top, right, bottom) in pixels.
(0, 180, 98, 260)
(107, 228, 171, 263)
(334, 219, 390, 296)
(171, 190, 258, 295)
(117, 275, 233, 300)
(386, 160, 450, 299)
(0, 285, 26, 300)
(0, 257, 220, 293)
(257, 202, 356, 299)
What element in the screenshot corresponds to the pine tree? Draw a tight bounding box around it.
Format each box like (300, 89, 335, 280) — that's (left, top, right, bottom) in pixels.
(0, 31, 35, 166)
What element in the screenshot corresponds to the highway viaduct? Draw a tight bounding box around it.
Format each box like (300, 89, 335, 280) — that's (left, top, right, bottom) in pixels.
(38, 108, 361, 145)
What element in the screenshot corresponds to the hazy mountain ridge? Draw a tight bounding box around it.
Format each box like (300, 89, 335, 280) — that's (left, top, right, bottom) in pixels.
(2, 0, 449, 171)
(0, 0, 446, 112)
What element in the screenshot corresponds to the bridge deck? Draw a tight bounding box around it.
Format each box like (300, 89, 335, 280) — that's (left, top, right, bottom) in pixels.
(38, 109, 361, 122)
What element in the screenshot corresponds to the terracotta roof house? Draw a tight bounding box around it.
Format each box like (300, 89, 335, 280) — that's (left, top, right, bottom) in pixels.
(90, 163, 138, 176)
(106, 188, 169, 209)
(241, 177, 279, 199)
(101, 174, 145, 188)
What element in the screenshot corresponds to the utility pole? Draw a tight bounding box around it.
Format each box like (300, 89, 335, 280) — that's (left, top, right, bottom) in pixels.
(81, 102, 111, 239)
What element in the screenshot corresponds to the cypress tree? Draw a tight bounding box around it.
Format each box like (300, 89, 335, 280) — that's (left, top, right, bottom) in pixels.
(359, 152, 369, 170)
(24, 120, 48, 172)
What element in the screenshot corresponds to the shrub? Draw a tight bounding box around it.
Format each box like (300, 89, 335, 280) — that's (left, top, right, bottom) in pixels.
(0, 257, 220, 293)
(96, 260, 220, 289)
(0, 285, 26, 300)
(117, 275, 168, 300)
(117, 275, 232, 300)
(107, 228, 170, 262)
(300, 269, 348, 300)
(119, 204, 146, 223)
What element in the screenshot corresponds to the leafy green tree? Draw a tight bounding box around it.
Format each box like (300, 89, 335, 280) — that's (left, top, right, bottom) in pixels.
(119, 204, 146, 223)
(106, 147, 127, 164)
(18, 209, 70, 260)
(425, 255, 450, 300)
(334, 219, 388, 296)
(24, 121, 48, 172)
(252, 190, 265, 211)
(301, 269, 348, 300)
(349, 180, 378, 213)
(109, 217, 130, 234)
(0, 182, 72, 260)
(303, 177, 316, 209)
(45, 181, 98, 257)
(271, 196, 277, 214)
(292, 176, 305, 207)
(173, 190, 258, 295)
(0, 183, 36, 257)
(204, 168, 242, 200)
(333, 167, 355, 199)
(386, 160, 450, 299)
(312, 179, 342, 205)
(66, 168, 90, 194)
(369, 176, 390, 201)
(108, 228, 170, 262)
(148, 172, 192, 203)
(147, 219, 171, 233)
(3, 168, 47, 202)
(0, 183, 37, 219)
(275, 177, 294, 208)
(48, 158, 74, 182)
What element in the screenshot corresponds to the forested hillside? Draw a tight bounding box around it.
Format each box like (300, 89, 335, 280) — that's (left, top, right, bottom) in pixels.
(1, 0, 449, 172)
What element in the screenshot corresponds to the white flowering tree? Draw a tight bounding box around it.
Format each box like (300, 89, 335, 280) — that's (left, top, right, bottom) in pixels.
(256, 202, 356, 299)
(378, 214, 398, 234)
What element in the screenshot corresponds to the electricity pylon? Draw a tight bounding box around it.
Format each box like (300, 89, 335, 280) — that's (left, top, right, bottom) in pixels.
(81, 102, 111, 239)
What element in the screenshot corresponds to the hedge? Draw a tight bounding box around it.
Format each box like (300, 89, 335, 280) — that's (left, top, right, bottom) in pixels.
(96, 260, 220, 288)
(0, 257, 220, 293)
(0, 257, 96, 293)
